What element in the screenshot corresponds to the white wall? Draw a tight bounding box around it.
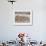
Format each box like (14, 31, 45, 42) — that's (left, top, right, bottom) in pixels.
(0, 0, 46, 41)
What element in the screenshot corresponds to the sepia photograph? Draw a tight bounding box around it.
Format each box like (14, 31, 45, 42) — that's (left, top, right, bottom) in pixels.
(15, 11, 32, 26)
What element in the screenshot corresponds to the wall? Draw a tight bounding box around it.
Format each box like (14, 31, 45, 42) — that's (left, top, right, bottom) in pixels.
(0, 0, 46, 41)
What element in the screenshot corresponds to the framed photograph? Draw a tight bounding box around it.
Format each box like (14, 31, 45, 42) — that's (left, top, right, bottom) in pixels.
(14, 10, 32, 26)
